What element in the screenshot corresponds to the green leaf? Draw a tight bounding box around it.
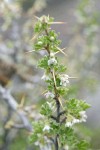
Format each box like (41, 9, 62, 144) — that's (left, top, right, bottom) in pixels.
(40, 102, 52, 116)
(34, 21, 43, 33)
(34, 35, 50, 50)
(56, 77, 61, 87)
(59, 125, 76, 146)
(49, 45, 59, 52)
(54, 64, 67, 73)
(32, 121, 44, 133)
(29, 133, 38, 143)
(50, 121, 60, 135)
(66, 99, 91, 117)
(57, 87, 69, 95)
(79, 100, 91, 110)
(47, 79, 54, 91)
(77, 140, 89, 150)
(49, 30, 58, 36)
(29, 121, 44, 143)
(38, 55, 49, 69)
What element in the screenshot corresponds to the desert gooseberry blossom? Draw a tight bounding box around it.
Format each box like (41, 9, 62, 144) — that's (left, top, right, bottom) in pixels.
(64, 145, 69, 150)
(44, 91, 55, 99)
(72, 118, 80, 124)
(65, 112, 87, 128)
(65, 122, 73, 127)
(79, 111, 87, 122)
(60, 74, 69, 87)
(48, 57, 57, 66)
(43, 125, 50, 132)
(41, 74, 50, 81)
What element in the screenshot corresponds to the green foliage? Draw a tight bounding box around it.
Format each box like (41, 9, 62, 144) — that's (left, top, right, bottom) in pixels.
(55, 64, 67, 73)
(66, 99, 90, 117)
(57, 86, 69, 95)
(38, 55, 49, 69)
(59, 125, 76, 146)
(40, 101, 53, 116)
(77, 140, 89, 150)
(34, 16, 54, 33)
(29, 121, 44, 143)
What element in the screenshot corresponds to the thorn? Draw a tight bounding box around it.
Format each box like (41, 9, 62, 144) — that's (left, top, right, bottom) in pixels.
(58, 97, 64, 109)
(34, 15, 67, 25)
(18, 95, 25, 109)
(5, 120, 14, 129)
(42, 90, 48, 95)
(30, 34, 39, 41)
(27, 131, 33, 135)
(56, 47, 67, 56)
(52, 69, 56, 87)
(49, 22, 67, 25)
(25, 50, 35, 54)
(69, 77, 78, 79)
(34, 15, 40, 20)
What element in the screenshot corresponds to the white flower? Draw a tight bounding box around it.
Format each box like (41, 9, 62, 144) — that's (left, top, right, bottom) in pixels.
(43, 125, 50, 132)
(44, 91, 55, 99)
(41, 74, 50, 81)
(65, 122, 73, 127)
(60, 74, 69, 87)
(48, 58, 57, 66)
(50, 52, 55, 57)
(37, 41, 43, 45)
(50, 36, 55, 41)
(72, 118, 80, 124)
(64, 145, 69, 150)
(34, 141, 40, 146)
(79, 111, 87, 122)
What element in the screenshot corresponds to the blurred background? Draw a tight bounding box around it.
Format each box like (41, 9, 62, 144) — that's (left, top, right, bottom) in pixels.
(0, 0, 100, 149)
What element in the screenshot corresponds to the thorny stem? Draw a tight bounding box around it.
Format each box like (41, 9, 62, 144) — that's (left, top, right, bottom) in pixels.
(55, 99, 60, 150)
(31, 16, 90, 150)
(55, 134, 59, 150)
(58, 110, 66, 117)
(45, 28, 61, 150)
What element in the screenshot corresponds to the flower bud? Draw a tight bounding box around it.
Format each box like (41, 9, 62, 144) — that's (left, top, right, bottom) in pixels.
(50, 52, 55, 57)
(48, 58, 57, 66)
(37, 41, 43, 45)
(50, 36, 55, 41)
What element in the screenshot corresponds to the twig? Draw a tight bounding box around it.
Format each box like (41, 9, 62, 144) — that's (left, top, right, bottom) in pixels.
(0, 85, 32, 131)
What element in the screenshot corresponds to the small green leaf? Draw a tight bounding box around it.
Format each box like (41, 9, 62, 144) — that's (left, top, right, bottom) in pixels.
(77, 140, 89, 150)
(54, 64, 67, 73)
(50, 121, 60, 135)
(29, 121, 44, 143)
(57, 87, 69, 95)
(38, 56, 49, 69)
(40, 102, 52, 116)
(66, 99, 91, 117)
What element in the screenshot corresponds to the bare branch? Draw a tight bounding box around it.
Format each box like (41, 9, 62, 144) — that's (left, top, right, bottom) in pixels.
(0, 85, 32, 131)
